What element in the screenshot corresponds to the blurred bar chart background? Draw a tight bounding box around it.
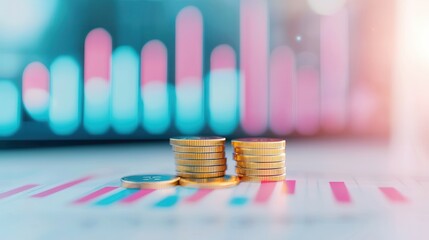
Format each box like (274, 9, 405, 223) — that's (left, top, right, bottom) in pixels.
(0, 0, 408, 141)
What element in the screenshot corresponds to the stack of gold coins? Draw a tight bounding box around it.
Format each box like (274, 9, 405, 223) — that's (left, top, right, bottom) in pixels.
(170, 136, 227, 179)
(232, 138, 286, 182)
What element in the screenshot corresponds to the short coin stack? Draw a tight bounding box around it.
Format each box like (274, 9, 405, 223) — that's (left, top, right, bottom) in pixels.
(232, 138, 286, 182)
(170, 136, 227, 179)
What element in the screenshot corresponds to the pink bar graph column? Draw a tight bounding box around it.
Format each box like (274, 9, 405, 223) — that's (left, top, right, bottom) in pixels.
(284, 180, 296, 195)
(120, 189, 155, 204)
(0, 184, 38, 199)
(175, 6, 204, 134)
(84, 28, 112, 134)
(141, 40, 170, 134)
(296, 66, 320, 135)
(320, 8, 349, 132)
(254, 181, 276, 204)
(379, 187, 408, 203)
(31, 176, 92, 198)
(73, 186, 117, 204)
(269, 46, 296, 135)
(211, 45, 236, 70)
(184, 189, 213, 203)
(329, 182, 352, 204)
(240, 0, 269, 135)
(22, 62, 49, 121)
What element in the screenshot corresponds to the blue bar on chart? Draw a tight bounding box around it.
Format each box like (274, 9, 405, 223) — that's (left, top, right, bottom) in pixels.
(95, 189, 139, 206)
(229, 183, 250, 206)
(155, 195, 180, 208)
(0, 81, 20, 136)
(49, 56, 81, 135)
(230, 196, 248, 206)
(209, 45, 239, 135)
(154, 188, 196, 208)
(111, 46, 139, 134)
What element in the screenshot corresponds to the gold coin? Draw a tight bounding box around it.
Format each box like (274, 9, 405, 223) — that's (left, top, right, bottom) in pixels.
(179, 175, 240, 189)
(239, 174, 286, 182)
(236, 167, 286, 176)
(231, 138, 286, 149)
(234, 147, 285, 156)
(170, 136, 226, 146)
(176, 171, 225, 178)
(233, 153, 285, 162)
(176, 165, 227, 173)
(121, 174, 180, 189)
(180, 177, 225, 182)
(175, 152, 225, 159)
(175, 158, 227, 166)
(236, 161, 285, 169)
(172, 145, 225, 153)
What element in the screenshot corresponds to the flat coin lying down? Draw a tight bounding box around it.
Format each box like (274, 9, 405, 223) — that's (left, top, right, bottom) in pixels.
(121, 174, 180, 189)
(179, 175, 240, 189)
(176, 171, 225, 178)
(234, 147, 285, 156)
(170, 136, 226, 146)
(175, 152, 225, 159)
(236, 161, 286, 169)
(231, 138, 286, 149)
(239, 174, 286, 182)
(233, 153, 286, 162)
(176, 165, 227, 173)
(236, 167, 286, 176)
(175, 158, 227, 166)
(172, 145, 225, 153)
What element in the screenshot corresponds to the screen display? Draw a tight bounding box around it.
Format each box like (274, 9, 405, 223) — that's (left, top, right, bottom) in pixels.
(0, 0, 393, 140)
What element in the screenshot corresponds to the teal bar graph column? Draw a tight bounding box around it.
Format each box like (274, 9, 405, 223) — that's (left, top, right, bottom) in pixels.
(0, 81, 20, 136)
(111, 46, 139, 134)
(49, 56, 80, 135)
(209, 45, 239, 135)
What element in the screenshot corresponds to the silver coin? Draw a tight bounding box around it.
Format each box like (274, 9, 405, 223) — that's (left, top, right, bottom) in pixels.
(121, 174, 179, 189)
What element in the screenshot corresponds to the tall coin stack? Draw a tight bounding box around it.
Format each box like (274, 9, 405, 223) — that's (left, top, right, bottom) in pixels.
(170, 136, 227, 179)
(232, 138, 286, 182)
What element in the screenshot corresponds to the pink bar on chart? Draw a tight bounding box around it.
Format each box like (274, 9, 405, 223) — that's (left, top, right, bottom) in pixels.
(240, 0, 269, 135)
(0, 184, 38, 199)
(22, 62, 50, 119)
(120, 189, 155, 204)
(320, 8, 349, 132)
(211, 44, 236, 70)
(176, 6, 202, 86)
(379, 187, 408, 203)
(73, 186, 118, 204)
(296, 66, 320, 135)
(141, 40, 167, 86)
(23, 62, 49, 91)
(350, 84, 377, 134)
(254, 181, 276, 204)
(284, 180, 296, 195)
(31, 176, 92, 198)
(269, 46, 296, 135)
(184, 189, 213, 203)
(329, 182, 352, 204)
(84, 28, 112, 82)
